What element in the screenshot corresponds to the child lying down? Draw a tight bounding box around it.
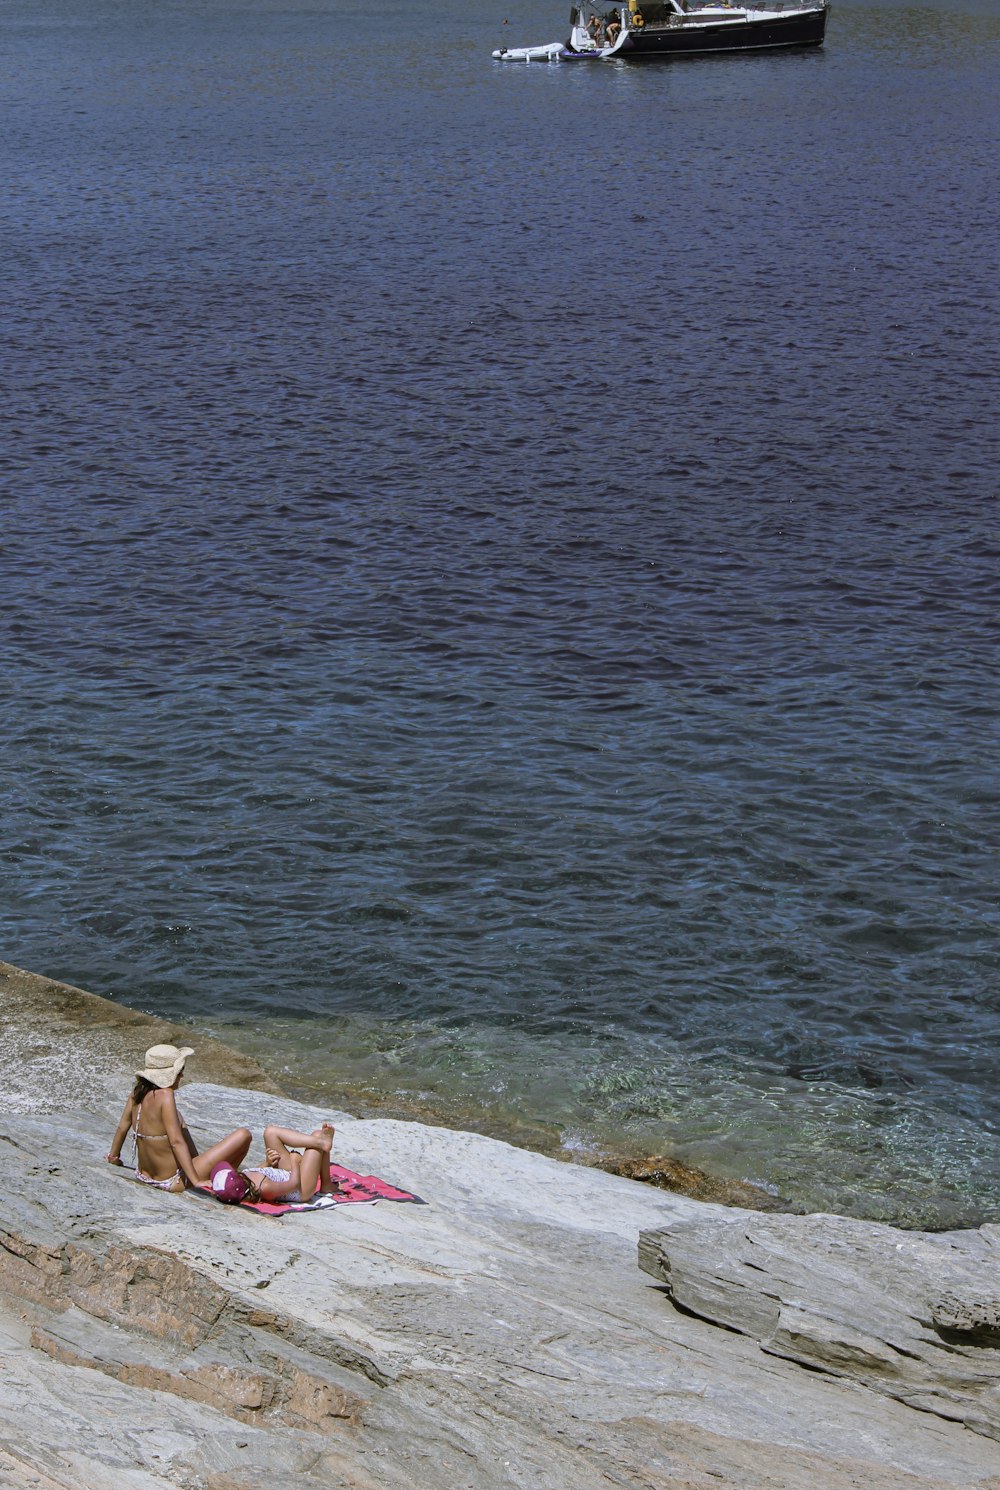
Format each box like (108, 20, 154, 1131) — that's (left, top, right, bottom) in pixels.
(210, 1121, 336, 1204)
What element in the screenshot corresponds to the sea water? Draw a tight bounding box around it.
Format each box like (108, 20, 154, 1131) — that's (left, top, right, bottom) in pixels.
(2, 0, 998, 1227)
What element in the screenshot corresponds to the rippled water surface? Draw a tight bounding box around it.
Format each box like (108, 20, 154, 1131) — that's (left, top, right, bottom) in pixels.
(3, 0, 999, 1225)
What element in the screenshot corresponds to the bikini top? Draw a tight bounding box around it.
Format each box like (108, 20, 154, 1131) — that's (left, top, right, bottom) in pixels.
(132, 1097, 185, 1150)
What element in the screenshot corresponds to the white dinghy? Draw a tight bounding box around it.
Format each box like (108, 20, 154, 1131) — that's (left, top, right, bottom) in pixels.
(492, 40, 566, 60)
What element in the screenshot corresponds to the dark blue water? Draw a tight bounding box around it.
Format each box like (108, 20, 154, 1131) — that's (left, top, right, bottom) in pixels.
(3, 0, 999, 1225)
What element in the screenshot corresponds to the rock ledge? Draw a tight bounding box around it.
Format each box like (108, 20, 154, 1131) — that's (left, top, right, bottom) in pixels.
(639, 1212, 1000, 1441)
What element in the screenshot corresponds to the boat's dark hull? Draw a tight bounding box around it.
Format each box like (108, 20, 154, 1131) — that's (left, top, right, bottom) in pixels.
(622, 7, 826, 55)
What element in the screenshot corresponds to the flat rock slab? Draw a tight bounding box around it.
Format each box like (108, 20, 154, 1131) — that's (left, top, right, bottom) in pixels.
(639, 1212, 1000, 1439)
(3, 1093, 1000, 1490)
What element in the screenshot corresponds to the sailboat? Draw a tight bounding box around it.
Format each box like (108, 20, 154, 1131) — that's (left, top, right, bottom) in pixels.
(493, 0, 828, 61)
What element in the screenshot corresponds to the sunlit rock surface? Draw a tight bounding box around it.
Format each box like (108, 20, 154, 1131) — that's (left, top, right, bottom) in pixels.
(2, 962, 999, 1489)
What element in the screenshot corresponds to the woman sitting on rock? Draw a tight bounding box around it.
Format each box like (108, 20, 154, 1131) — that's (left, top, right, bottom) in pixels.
(211, 1122, 337, 1205)
(106, 1043, 253, 1192)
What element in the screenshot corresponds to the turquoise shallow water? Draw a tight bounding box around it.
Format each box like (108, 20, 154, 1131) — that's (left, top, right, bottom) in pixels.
(2, 0, 998, 1226)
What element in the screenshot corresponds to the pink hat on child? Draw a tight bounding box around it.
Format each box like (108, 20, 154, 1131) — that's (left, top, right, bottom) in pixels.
(210, 1161, 251, 1204)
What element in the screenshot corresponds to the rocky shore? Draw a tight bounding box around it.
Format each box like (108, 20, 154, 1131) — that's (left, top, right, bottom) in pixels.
(1, 960, 998, 1490)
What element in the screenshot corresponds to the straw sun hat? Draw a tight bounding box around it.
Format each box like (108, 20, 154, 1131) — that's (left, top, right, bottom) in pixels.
(136, 1044, 194, 1087)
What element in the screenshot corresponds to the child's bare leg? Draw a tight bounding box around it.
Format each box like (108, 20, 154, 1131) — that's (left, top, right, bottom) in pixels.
(263, 1123, 334, 1158)
(264, 1123, 335, 1197)
(300, 1128, 337, 1196)
(262, 1125, 298, 1169)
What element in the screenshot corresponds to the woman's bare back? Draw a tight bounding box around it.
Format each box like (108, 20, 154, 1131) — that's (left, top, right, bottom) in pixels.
(133, 1088, 186, 1182)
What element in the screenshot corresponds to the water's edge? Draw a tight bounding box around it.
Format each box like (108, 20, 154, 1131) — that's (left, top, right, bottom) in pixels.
(0, 958, 789, 1214)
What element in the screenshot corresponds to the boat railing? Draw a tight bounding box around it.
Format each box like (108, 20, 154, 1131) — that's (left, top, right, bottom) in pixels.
(627, 0, 822, 25)
(671, 0, 825, 11)
(738, 0, 828, 9)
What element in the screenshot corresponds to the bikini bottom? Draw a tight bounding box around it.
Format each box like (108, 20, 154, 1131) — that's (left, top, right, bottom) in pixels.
(133, 1167, 183, 1191)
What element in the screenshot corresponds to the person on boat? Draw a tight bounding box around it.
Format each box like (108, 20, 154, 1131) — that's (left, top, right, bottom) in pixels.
(587, 13, 605, 42)
(605, 12, 622, 44)
(106, 1043, 253, 1193)
(211, 1122, 338, 1204)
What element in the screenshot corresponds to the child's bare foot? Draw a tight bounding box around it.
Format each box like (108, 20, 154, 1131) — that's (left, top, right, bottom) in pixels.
(313, 1123, 336, 1192)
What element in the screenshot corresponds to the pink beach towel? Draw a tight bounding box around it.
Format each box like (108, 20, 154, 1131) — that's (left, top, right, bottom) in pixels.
(195, 1161, 420, 1216)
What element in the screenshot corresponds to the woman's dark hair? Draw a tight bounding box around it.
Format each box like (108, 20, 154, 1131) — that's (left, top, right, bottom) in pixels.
(131, 1075, 159, 1105)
